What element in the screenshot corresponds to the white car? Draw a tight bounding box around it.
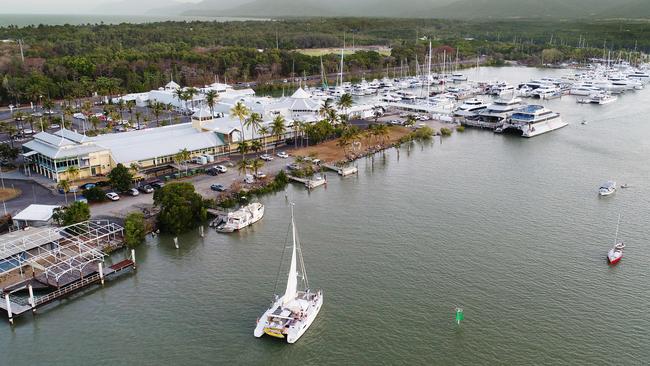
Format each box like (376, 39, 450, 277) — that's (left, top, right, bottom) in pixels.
(244, 174, 255, 184)
(105, 192, 120, 201)
(127, 188, 139, 196)
(254, 172, 267, 179)
(215, 165, 228, 173)
(260, 154, 274, 161)
(276, 152, 289, 159)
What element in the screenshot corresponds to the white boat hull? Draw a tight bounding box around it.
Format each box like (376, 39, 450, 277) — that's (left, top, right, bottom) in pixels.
(521, 117, 569, 138)
(254, 292, 323, 344)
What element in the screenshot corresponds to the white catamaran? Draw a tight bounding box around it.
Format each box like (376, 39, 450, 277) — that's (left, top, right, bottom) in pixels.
(254, 204, 323, 344)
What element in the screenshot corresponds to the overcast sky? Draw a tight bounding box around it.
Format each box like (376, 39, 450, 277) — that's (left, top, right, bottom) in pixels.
(2, 0, 201, 14)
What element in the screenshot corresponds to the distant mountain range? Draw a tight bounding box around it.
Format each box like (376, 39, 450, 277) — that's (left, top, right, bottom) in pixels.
(97, 0, 650, 20)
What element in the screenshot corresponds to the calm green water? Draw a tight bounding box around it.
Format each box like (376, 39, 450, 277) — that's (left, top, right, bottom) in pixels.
(2, 67, 650, 365)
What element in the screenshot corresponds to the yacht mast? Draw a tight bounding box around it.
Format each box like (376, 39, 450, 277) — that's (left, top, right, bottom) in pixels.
(614, 213, 621, 245)
(427, 41, 432, 105)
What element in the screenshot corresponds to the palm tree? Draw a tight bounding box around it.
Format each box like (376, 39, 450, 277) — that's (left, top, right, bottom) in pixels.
(319, 99, 334, 119)
(271, 115, 286, 154)
(404, 114, 417, 128)
(150, 102, 164, 126)
(0, 122, 18, 148)
(57, 179, 70, 205)
(292, 120, 302, 148)
(230, 101, 251, 158)
(337, 93, 353, 119)
(174, 88, 185, 109)
(135, 111, 142, 130)
(62, 105, 74, 129)
(205, 90, 219, 117)
(250, 140, 263, 156)
(372, 107, 383, 125)
(185, 87, 198, 109)
(66, 166, 80, 182)
(126, 100, 136, 121)
(237, 140, 251, 157)
(244, 112, 263, 141)
(117, 99, 126, 121)
(250, 159, 264, 176)
(258, 125, 270, 153)
(236, 158, 250, 176)
(89, 116, 100, 131)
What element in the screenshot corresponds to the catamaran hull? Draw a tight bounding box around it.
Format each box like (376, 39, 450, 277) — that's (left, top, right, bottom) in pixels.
(253, 293, 323, 344)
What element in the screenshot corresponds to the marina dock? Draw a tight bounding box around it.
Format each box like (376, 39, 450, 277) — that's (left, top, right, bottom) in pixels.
(0, 220, 135, 325)
(288, 175, 327, 190)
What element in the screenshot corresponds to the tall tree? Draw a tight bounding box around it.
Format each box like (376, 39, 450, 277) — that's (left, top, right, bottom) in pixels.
(271, 115, 286, 154)
(230, 101, 251, 158)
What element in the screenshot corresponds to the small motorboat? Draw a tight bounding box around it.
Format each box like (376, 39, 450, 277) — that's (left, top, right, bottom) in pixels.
(581, 119, 588, 125)
(608, 242, 625, 264)
(621, 184, 630, 189)
(599, 181, 616, 196)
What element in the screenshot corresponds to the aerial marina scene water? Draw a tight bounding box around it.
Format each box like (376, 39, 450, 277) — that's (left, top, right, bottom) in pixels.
(1, 4, 650, 365)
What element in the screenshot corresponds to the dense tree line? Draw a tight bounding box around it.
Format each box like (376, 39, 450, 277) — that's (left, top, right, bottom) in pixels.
(0, 18, 647, 106)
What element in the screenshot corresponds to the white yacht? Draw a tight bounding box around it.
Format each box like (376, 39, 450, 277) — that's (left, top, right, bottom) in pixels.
(570, 84, 601, 96)
(214, 202, 265, 232)
(452, 73, 468, 82)
(599, 181, 616, 196)
(254, 204, 323, 344)
(490, 82, 516, 96)
(507, 105, 568, 138)
(477, 97, 522, 125)
(531, 85, 561, 99)
(454, 98, 489, 118)
(380, 93, 402, 103)
(578, 92, 617, 105)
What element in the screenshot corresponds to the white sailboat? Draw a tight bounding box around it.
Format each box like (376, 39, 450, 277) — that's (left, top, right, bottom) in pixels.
(254, 204, 323, 343)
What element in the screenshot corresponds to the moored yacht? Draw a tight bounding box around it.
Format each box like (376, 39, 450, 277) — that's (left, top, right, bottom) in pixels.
(578, 92, 617, 105)
(214, 202, 265, 232)
(254, 204, 323, 344)
(607, 214, 624, 264)
(599, 181, 616, 196)
(477, 97, 522, 126)
(454, 98, 489, 118)
(507, 105, 568, 138)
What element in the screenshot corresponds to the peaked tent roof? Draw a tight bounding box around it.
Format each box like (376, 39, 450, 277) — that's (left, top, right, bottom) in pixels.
(291, 87, 311, 99)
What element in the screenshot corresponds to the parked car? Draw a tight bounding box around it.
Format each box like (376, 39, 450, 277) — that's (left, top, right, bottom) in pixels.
(127, 188, 140, 196)
(95, 181, 110, 187)
(287, 163, 300, 171)
(312, 159, 322, 165)
(277, 151, 289, 159)
(105, 192, 120, 201)
(210, 184, 226, 192)
(75, 196, 88, 204)
(254, 172, 267, 179)
(244, 174, 255, 184)
(79, 183, 96, 190)
(138, 184, 154, 194)
(260, 154, 274, 161)
(150, 181, 165, 189)
(206, 167, 220, 176)
(215, 165, 228, 173)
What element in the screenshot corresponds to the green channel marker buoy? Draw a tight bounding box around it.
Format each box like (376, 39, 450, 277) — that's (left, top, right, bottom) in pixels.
(455, 307, 464, 325)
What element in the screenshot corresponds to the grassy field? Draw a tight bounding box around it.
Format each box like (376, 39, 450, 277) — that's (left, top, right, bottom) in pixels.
(296, 46, 392, 57)
(0, 188, 21, 201)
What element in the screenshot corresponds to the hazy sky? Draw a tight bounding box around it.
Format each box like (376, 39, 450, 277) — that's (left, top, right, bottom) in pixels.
(2, 0, 202, 14)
